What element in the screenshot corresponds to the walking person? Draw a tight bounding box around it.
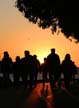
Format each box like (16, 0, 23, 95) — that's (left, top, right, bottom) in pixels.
(21, 50, 33, 88)
(32, 54, 40, 86)
(1, 51, 13, 87)
(46, 48, 60, 88)
(61, 53, 77, 89)
(40, 57, 48, 87)
(13, 56, 22, 87)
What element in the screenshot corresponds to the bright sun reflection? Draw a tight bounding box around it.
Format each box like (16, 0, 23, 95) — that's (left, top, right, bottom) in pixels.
(38, 56, 45, 64)
(25, 83, 54, 108)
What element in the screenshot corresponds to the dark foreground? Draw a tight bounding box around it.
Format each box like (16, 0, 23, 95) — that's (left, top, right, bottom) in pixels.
(0, 81, 79, 108)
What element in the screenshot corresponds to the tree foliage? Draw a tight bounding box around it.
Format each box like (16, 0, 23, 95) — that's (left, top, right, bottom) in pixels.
(16, 0, 79, 42)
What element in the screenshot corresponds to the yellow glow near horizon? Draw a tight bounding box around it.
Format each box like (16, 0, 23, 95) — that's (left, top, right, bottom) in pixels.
(37, 52, 49, 64)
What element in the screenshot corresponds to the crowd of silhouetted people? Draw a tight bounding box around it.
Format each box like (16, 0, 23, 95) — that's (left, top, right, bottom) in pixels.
(0, 48, 77, 89)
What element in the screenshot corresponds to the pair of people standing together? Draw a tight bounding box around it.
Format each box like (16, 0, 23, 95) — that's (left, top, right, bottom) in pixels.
(42, 48, 77, 89)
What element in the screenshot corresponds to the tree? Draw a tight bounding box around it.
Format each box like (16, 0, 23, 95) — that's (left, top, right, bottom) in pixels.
(15, 0, 79, 42)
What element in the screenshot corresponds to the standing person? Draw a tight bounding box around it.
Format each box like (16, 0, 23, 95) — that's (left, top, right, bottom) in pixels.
(1, 51, 12, 87)
(41, 57, 48, 87)
(13, 56, 22, 87)
(21, 50, 33, 88)
(46, 48, 60, 88)
(0, 60, 1, 73)
(32, 54, 40, 86)
(61, 53, 77, 89)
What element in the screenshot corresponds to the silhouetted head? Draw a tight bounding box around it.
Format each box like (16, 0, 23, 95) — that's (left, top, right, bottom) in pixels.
(65, 53, 71, 60)
(44, 57, 47, 62)
(4, 51, 9, 58)
(24, 50, 30, 57)
(51, 48, 55, 54)
(16, 56, 20, 61)
(33, 54, 37, 59)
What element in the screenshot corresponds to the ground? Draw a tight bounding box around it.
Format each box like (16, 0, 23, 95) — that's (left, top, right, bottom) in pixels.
(0, 81, 79, 108)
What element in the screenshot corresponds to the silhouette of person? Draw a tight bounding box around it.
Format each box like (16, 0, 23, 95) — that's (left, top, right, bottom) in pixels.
(46, 48, 60, 88)
(61, 53, 77, 89)
(13, 56, 22, 87)
(21, 50, 33, 88)
(1, 51, 12, 87)
(40, 57, 48, 87)
(0, 60, 1, 73)
(32, 54, 40, 86)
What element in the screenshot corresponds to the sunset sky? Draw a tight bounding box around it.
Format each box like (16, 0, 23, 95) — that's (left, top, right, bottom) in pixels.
(0, 0, 79, 66)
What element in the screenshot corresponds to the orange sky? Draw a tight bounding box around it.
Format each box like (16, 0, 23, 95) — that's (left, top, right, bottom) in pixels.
(0, 0, 79, 66)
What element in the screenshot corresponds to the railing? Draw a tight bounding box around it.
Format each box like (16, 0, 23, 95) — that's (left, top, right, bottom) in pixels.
(0, 72, 79, 82)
